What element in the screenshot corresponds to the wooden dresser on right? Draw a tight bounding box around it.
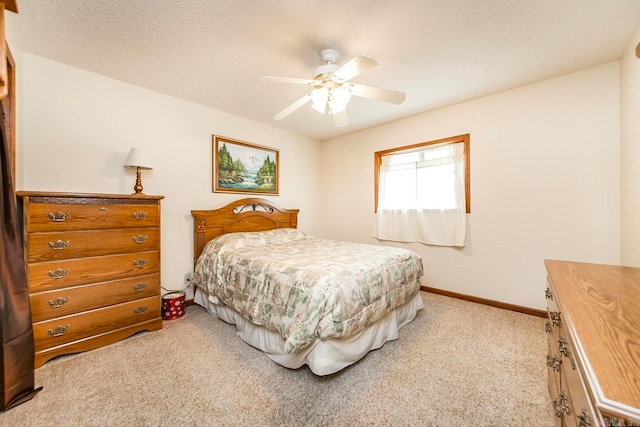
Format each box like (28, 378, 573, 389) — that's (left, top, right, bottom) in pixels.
(544, 260, 640, 427)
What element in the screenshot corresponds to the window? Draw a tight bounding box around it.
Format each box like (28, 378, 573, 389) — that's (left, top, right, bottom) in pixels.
(373, 134, 470, 246)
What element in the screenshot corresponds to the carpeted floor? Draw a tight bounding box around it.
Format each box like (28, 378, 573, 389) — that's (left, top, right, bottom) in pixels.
(0, 292, 555, 426)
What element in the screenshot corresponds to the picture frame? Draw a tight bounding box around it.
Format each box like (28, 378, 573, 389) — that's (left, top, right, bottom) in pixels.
(213, 135, 279, 195)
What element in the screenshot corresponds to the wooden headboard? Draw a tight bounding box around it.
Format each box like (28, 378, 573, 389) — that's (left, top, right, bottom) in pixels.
(191, 198, 299, 266)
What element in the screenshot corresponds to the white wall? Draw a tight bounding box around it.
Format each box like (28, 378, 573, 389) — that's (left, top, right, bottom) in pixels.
(321, 63, 621, 310)
(5, 19, 624, 311)
(620, 22, 640, 267)
(17, 54, 322, 296)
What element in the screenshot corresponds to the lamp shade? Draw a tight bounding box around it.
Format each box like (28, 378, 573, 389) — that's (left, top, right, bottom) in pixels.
(328, 86, 351, 114)
(123, 148, 153, 170)
(310, 86, 352, 115)
(311, 87, 328, 114)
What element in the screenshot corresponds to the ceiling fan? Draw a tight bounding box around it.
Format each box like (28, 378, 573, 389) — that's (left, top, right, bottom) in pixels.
(260, 48, 406, 127)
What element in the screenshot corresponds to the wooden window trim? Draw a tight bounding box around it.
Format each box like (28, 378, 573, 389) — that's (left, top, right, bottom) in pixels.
(374, 133, 470, 213)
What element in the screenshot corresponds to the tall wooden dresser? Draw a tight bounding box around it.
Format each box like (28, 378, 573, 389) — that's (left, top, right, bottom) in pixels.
(544, 260, 640, 427)
(17, 192, 164, 368)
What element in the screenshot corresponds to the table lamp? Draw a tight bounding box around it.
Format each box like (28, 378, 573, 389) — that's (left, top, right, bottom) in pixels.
(123, 148, 152, 194)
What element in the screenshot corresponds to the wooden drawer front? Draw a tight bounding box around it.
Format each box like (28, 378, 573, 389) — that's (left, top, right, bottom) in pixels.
(25, 203, 159, 232)
(547, 333, 563, 423)
(547, 334, 561, 394)
(546, 309, 561, 368)
(34, 319, 162, 368)
(545, 279, 559, 318)
(33, 296, 160, 351)
(563, 356, 598, 427)
(545, 280, 561, 328)
(28, 251, 159, 292)
(27, 228, 159, 262)
(547, 347, 561, 422)
(560, 324, 600, 427)
(30, 273, 160, 322)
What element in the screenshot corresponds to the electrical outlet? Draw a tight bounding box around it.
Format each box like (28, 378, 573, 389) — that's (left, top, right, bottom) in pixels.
(184, 272, 193, 285)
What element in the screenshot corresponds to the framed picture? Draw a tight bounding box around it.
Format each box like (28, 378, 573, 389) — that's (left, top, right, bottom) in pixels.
(213, 135, 279, 195)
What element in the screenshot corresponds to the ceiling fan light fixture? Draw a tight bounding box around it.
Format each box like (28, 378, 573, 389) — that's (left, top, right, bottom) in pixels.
(312, 48, 340, 78)
(333, 85, 352, 104)
(311, 87, 328, 113)
(313, 64, 340, 79)
(328, 99, 346, 114)
(261, 48, 405, 126)
(328, 85, 352, 114)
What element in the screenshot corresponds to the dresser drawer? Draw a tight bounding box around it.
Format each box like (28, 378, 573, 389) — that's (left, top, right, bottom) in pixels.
(546, 309, 561, 367)
(33, 296, 160, 352)
(560, 325, 600, 427)
(25, 202, 159, 232)
(545, 280, 561, 326)
(34, 319, 162, 368)
(26, 227, 159, 262)
(30, 273, 160, 322)
(547, 335, 561, 397)
(563, 363, 597, 427)
(27, 251, 160, 292)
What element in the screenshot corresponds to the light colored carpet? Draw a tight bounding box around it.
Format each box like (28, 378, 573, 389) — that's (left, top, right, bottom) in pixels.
(0, 292, 555, 426)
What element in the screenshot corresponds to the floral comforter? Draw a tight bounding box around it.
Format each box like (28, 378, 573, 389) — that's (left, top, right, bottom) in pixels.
(191, 228, 423, 353)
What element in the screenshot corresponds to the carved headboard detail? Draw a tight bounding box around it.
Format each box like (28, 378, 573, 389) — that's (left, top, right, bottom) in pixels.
(191, 198, 299, 266)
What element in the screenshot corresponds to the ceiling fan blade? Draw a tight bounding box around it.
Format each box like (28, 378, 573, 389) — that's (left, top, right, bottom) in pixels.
(349, 82, 406, 105)
(332, 109, 349, 127)
(260, 76, 315, 85)
(273, 93, 312, 120)
(333, 54, 377, 81)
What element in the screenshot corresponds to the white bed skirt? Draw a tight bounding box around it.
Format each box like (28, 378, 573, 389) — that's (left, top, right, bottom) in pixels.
(193, 287, 424, 375)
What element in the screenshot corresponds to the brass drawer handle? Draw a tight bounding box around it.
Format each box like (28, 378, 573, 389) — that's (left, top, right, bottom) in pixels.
(48, 297, 69, 308)
(560, 391, 570, 415)
(48, 212, 70, 222)
(48, 324, 70, 337)
(133, 282, 148, 292)
(48, 240, 70, 250)
(577, 408, 591, 427)
(99, 207, 107, 211)
(133, 259, 148, 268)
(546, 354, 560, 372)
(549, 311, 561, 327)
(553, 397, 562, 418)
(133, 306, 149, 315)
(132, 211, 149, 220)
(558, 337, 568, 357)
(132, 235, 148, 244)
(48, 268, 70, 279)
(545, 287, 553, 300)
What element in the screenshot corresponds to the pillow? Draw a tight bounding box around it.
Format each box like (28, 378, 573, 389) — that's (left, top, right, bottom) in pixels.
(203, 228, 308, 254)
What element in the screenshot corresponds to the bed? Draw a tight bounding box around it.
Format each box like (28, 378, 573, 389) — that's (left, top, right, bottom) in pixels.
(191, 198, 424, 375)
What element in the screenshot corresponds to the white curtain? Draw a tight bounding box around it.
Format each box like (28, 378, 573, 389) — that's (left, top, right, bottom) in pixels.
(373, 142, 466, 246)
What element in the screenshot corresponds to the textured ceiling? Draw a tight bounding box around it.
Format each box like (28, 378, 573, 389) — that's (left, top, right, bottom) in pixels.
(6, 1, 640, 141)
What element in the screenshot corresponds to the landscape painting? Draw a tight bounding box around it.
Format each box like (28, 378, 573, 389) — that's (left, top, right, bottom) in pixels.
(213, 135, 279, 195)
